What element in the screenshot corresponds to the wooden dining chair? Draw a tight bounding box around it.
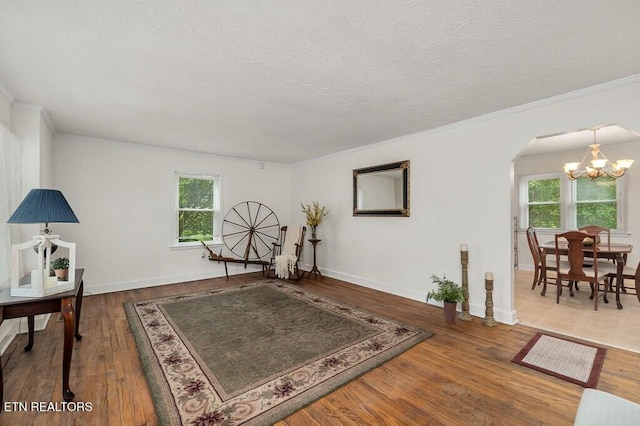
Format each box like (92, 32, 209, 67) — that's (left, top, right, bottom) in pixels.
(606, 259, 640, 303)
(554, 231, 616, 310)
(579, 225, 616, 286)
(526, 227, 558, 295)
(578, 225, 611, 251)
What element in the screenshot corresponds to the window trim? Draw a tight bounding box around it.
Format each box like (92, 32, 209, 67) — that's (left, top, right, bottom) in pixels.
(173, 172, 222, 248)
(518, 172, 628, 234)
(519, 172, 565, 231)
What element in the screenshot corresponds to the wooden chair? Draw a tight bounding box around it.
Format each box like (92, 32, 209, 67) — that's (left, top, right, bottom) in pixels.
(554, 231, 616, 310)
(525, 227, 558, 295)
(266, 225, 306, 280)
(578, 225, 611, 249)
(606, 259, 640, 303)
(579, 225, 616, 289)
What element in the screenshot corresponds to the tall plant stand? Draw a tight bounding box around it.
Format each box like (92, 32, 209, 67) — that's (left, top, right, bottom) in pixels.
(307, 238, 323, 279)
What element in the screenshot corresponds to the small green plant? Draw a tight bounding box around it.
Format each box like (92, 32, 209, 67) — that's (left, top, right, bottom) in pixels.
(426, 275, 465, 303)
(51, 257, 69, 270)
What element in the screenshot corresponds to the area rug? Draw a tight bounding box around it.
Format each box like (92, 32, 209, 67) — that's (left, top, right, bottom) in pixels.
(124, 280, 432, 425)
(511, 332, 606, 388)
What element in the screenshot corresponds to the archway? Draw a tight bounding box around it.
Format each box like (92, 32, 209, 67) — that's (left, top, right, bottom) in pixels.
(511, 124, 640, 351)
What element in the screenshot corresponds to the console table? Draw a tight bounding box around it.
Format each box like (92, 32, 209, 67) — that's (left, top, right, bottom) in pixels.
(0, 268, 84, 408)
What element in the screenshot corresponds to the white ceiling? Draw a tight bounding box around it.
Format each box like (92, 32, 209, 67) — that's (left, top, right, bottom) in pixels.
(2, 1, 640, 163)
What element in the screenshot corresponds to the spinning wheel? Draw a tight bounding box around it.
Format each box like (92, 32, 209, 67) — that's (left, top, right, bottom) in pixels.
(222, 201, 280, 261)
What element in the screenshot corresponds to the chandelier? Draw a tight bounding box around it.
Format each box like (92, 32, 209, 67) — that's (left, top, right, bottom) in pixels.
(563, 129, 634, 180)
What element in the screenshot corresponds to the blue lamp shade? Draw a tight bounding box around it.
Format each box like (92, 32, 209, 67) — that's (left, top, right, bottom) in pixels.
(7, 189, 79, 224)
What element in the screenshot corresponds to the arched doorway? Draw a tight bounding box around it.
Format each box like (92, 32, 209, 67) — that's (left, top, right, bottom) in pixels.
(511, 124, 640, 352)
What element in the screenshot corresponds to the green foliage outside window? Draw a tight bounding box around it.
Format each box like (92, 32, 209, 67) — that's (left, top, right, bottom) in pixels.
(528, 178, 561, 228)
(576, 177, 617, 229)
(178, 177, 215, 242)
(525, 175, 618, 230)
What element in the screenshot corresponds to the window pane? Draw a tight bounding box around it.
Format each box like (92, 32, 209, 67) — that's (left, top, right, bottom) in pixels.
(179, 178, 214, 209)
(577, 177, 616, 201)
(528, 178, 560, 203)
(529, 204, 560, 228)
(577, 202, 617, 229)
(179, 210, 214, 242)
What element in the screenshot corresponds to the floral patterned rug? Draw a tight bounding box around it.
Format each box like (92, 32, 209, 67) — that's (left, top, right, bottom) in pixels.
(124, 280, 432, 425)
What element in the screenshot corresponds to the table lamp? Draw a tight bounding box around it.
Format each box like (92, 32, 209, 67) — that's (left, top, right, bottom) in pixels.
(7, 189, 79, 297)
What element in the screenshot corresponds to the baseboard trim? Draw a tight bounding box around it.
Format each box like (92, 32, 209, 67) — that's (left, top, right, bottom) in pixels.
(86, 264, 517, 325)
(0, 314, 51, 356)
(0, 319, 18, 356)
(300, 263, 517, 325)
(88, 265, 265, 295)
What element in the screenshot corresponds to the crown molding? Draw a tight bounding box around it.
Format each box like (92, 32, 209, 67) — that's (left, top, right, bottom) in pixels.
(39, 109, 56, 133)
(0, 79, 15, 103)
(11, 100, 57, 133)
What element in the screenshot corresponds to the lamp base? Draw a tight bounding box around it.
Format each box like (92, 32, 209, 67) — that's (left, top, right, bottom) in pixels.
(11, 274, 74, 298)
(11, 234, 76, 298)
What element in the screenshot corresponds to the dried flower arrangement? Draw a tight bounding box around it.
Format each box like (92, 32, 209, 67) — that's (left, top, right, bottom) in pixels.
(300, 201, 329, 231)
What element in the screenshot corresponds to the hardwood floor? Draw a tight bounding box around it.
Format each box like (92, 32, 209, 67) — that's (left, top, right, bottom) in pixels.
(2, 272, 639, 425)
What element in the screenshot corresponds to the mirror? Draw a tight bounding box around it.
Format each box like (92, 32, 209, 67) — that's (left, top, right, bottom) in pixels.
(353, 160, 410, 216)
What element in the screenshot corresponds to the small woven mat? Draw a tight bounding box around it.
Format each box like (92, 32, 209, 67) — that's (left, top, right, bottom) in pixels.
(512, 332, 606, 388)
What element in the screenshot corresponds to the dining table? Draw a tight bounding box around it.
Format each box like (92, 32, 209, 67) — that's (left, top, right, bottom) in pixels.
(539, 240, 634, 309)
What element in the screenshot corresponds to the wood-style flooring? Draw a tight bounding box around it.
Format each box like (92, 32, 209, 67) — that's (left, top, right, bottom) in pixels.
(516, 269, 640, 353)
(1, 272, 639, 425)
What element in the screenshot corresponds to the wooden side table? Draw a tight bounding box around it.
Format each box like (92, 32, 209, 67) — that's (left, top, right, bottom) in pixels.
(0, 268, 84, 408)
(307, 238, 322, 279)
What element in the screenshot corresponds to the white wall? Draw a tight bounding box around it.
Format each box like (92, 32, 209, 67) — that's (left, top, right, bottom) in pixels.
(11, 104, 54, 190)
(514, 141, 640, 271)
(0, 86, 15, 353)
(10, 103, 55, 268)
(0, 89, 10, 126)
(291, 77, 640, 325)
(0, 98, 55, 354)
(39, 113, 54, 188)
(54, 134, 292, 294)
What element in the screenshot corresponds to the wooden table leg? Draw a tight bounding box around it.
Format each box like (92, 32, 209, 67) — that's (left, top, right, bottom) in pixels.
(615, 256, 624, 309)
(61, 297, 76, 401)
(24, 315, 35, 351)
(75, 280, 84, 341)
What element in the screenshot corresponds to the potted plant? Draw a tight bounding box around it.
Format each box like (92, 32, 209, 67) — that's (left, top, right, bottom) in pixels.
(51, 257, 70, 280)
(426, 275, 465, 324)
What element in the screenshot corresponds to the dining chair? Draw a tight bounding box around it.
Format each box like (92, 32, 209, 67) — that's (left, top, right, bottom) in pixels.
(525, 227, 558, 295)
(606, 258, 640, 303)
(554, 231, 616, 310)
(578, 225, 615, 263)
(579, 225, 616, 283)
(578, 225, 611, 249)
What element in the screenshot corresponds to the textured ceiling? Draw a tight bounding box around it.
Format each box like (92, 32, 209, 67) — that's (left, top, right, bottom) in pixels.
(2, 1, 640, 163)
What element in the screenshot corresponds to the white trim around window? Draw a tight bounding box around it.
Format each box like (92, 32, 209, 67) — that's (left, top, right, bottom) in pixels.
(172, 172, 222, 248)
(518, 172, 628, 234)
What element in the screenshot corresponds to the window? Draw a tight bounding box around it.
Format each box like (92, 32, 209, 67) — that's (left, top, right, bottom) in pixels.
(176, 174, 220, 244)
(575, 177, 617, 229)
(519, 173, 627, 232)
(524, 176, 561, 228)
